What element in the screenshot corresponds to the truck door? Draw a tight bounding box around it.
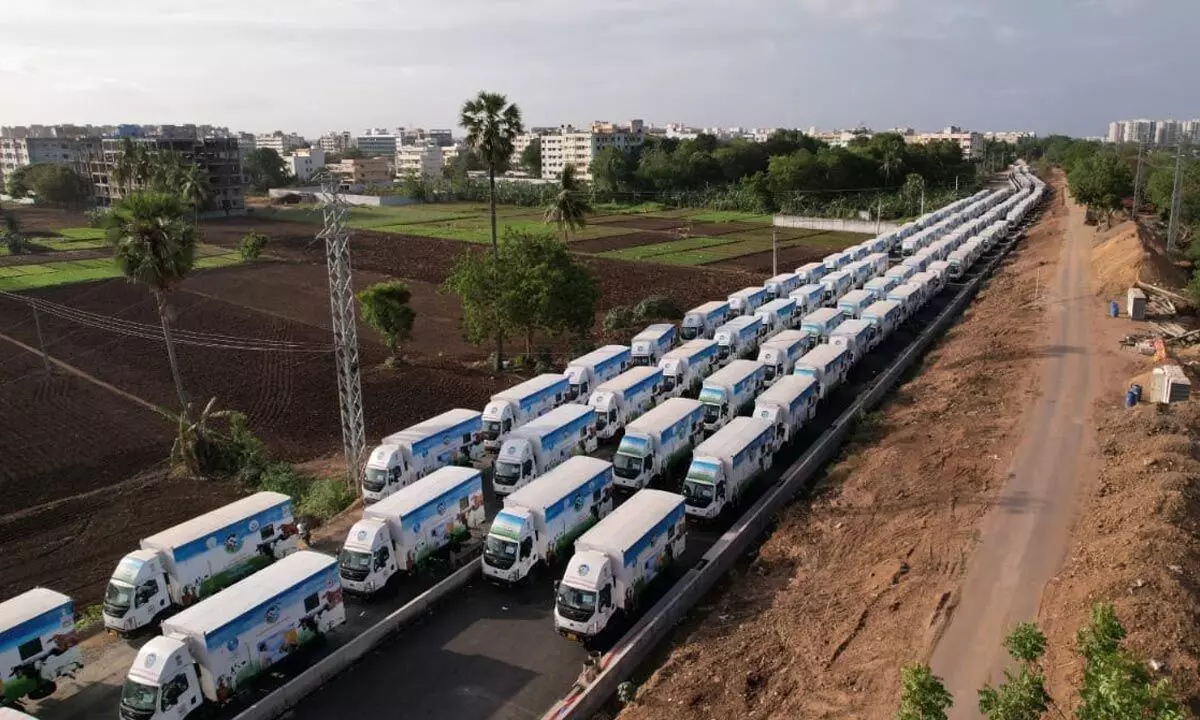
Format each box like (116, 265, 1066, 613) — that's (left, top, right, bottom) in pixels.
(157, 667, 201, 720)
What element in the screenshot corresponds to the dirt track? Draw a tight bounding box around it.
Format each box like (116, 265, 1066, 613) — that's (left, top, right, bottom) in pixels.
(618, 180, 1065, 720)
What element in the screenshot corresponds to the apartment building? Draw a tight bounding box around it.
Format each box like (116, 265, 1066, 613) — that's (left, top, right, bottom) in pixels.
(329, 157, 392, 188)
(354, 132, 398, 156)
(319, 131, 353, 154)
(541, 120, 644, 180)
(395, 141, 443, 181)
(0, 136, 101, 185)
(397, 127, 454, 147)
(1107, 118, 1200, 146)
(285, 147, 326, 183)
(254, 131, 306, 155)
(86, 137, 245, 214)
(904, 126, 984, 160)
(983, 131, 1036, 144)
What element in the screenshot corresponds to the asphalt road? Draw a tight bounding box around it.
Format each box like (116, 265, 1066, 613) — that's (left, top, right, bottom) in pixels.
(930, 187, 1093, 715)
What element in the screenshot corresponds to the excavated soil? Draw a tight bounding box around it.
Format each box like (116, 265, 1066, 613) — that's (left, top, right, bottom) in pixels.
(570, 231, 673, 254)
(711, 238, 830, 273)
(619, 188, 1067, 720)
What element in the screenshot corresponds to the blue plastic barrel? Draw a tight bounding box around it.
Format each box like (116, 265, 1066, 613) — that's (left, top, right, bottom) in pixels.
(1109, 301, 1120, 318)
(1131, 383, 1143, 402)
(1125, 389, 1138, 408)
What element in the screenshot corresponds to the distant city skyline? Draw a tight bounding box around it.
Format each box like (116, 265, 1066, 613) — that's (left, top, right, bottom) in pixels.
(3, 0, 1198, 139)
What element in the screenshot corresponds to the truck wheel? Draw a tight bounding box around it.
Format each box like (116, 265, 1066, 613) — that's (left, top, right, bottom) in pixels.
(27, 681, 56, 701)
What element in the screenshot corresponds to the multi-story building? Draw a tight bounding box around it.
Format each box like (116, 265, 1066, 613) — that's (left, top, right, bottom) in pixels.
(395, 141, 444, 180)
(1107, 121, 1126, 144)
(904, 126, 985, 160)
(983, 131, 1037, 144)
(541, 120, 644, 180)
(441, 145, 460, 165)
(397, 128, 454, 148)
(1183, 120, 1200, 145)
(284, 147, 326, 184)
(353, 132, 398, 157)
(1108, 118, 1200, 146)
(0, 136, 100, 186)
(329, 157, 392, 188)
(86, 137, 245, 214)
(1154, 120, 1183, 147)
(254, 131, 305, 155)
(318, 131, 352, 154)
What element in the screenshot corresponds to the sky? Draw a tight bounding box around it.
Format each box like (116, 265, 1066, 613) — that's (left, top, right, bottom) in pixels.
(2, 0, 1197, 138)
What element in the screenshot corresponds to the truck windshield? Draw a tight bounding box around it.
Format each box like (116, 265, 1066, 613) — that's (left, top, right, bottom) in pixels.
(105, 581, 132, 610)
(339, 549, 371, 572)
(483, 421, 503, 438)
(556, 584, 596, 617)
(680, 324, 699, 340)
(121, 678, 159, 713)
(763, 365, 777, 381)
(484, 536, 517, 569)
(682, 479, 715, 507)
(702, 402, 723, 424)
(495, 461, 520, 485)
(362, 468, 388, 492)
(612, 453, 644, 479)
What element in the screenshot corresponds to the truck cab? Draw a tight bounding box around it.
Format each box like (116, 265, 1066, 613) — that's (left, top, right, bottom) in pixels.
(680, 301, 729, 341)
(483, 508, 539, 582)
(361, 443, 414, 500)
(337, 518, 399, 595)
(121, 636, 203, 720)
(555, 550, 615, 641)
(493, 437, 540, 492)
(630, 324, 676, 366)
(104, 550, 172, 634)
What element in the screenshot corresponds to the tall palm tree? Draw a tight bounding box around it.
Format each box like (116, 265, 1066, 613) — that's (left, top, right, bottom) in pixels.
(460, 91, 524, 369)
(112, 138, 154, 194)
(105, 191, 197, 420)
(178, 163, 212, 223)
(880, 150, 903, 185)
(544, 164, 592, 241)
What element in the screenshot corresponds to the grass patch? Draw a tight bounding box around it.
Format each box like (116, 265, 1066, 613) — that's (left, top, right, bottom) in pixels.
(255, 463, 355, 523)
(76, 604, 105, 631)
(372, 218, 632, 244)
(601, 235, 744, 261)
(57, 227, 107, 241)
(597, 229, 867, 266)
(688, 210, 773, 224)
(0, 246, 242, 291)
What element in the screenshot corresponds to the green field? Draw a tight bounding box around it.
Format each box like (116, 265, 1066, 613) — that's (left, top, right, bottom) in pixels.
(0, 244, 242, 291)
(600, 229, 864, 266)
(685, 211, 774, 224)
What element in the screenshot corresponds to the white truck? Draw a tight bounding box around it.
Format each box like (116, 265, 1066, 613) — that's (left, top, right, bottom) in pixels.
(727, 286, 770, 317)
(482, 457, 615, 584)
(795, 262, 828, 285)
(713, 315, 764, 364)
(822, 251, 851, 272)
(754, 297, 799, 337)
(564, 345, 631, 400)
(946, 247, 970, 280)
(800, 307, 846, 343)
(794, 344, 852, 400)
(829, 319, 878, 363)
(884, 264, 916, 285)
(554, 490, 686, 645)
(836, 289, 876, 319)
(0, 589, 83, 705)
(763, 271, 802, 300)
(680, 300, 730, 341)
(482, 375, 570, 452)
(861, 300, 904, 341)
(658, 339, 719, 399)
(120, 552, 345, 720)
(844, 260, 873, 289)
(864, 276, 898, 300)
(630, 324, 677, 367)
(339, 467, 487, 595)
(363, 408, 484, 502)
(820, 270, 854, 305)
(886, 283, 924, 320)
(612, 398, 706, 491)
(493, 404, 599, 495)
(864, 252, 890, 277)
(788, 283, 826, 316)
(698, 360, 766, 435)
(682, 417, 775, 520)
(756, 330, 816, 386)
(753, 375, 819, 450)
(103, 492, 299, 635)
(588, 366, 665, 441)
(909, 270, 943, 302)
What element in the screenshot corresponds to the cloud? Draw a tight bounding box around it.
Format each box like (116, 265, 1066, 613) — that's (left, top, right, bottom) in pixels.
(994, 24, 1020, 44)
(797, 0, 900, 21)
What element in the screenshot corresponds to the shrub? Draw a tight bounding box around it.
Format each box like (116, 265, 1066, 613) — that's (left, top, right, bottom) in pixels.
(240, 231, 268, 260)
(255, 462, 306, 498)
(298, 477, 356, 521)
(85, 207, 110, 228)
(633, 295, 682, 322)
(3, 232, 25, 255)
(75, 604, 104, 631)
(603, 305, 636, 333)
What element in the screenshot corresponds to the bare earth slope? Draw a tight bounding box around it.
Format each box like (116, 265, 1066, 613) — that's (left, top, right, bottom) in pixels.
(618, 183, 1067, 720)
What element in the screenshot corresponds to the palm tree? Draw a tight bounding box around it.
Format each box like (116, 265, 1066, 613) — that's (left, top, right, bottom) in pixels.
(112, 138, 154, 194)
(880, 150, 903, 185)
(178, 163, 212, 223)
(169, 397, 233, 476)
(105, 191, 197, 421)
(460, 91, 524, 369)
(544, 164, 592, 241)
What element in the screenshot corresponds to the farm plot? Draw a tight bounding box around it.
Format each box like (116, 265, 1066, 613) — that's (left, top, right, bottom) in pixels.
(599, 228, 866, 266)
(0, 244, 242, 291)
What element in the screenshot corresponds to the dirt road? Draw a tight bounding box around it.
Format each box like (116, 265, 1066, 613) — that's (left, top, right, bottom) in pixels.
(929, 188, 1098, 711)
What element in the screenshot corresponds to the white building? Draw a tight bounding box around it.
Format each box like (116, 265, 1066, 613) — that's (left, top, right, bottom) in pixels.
(541, 120, 644, 181)
(0, 136, 98, 185)
(319, 131, 352, 154)
(254, 131, 305, 155)
(395, 141, 443, 180)
(904, 126, 985, 160)
(284, 147, 325, 183)
(354, 132, 398, 156)
(983, 131, 1036, 144)
(1107, 121, 1126, 144)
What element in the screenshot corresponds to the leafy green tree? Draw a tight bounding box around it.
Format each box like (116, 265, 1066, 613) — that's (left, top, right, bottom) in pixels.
(977, 623, 1051, 720)
(544, 164, 592, 241)
(244, 148, 292, 192)
(1075, 604, 1185, 720)
(239, 231, 268, 260)
(356, 281, 417, 364)
(520, 137, 542, 178)
(5, 164, 32, 198)
(20, 164, 89, 208)
(443, 248, 512, 356)
(459, 90, 524, 369)
(896, 663, 953, 720)
(1146, 156, 1200, 229)
(591, 147, 635, 199)
(1, 207, 24, 254)
(105, 191, 197, 419)
(1068, 151, 1133, 219)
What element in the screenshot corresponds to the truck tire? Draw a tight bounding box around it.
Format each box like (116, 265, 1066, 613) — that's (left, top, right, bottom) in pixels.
(27, 681, 56, 701)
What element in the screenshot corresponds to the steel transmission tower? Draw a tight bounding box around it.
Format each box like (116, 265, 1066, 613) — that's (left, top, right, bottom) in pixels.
(1167, 142, 1187, 253)
(316, 173, 367, 488)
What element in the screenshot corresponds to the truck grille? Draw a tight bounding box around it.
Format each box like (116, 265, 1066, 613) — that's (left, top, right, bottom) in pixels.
(340, 567, 368, 582)
(557, 604, 593, 622)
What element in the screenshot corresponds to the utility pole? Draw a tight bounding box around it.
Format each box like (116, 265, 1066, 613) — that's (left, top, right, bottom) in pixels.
(875, 197, 882, 234)
(771, 229, 778, 277)
(1167, 141, 1187, 252)
(1131, 140, 1145, 221)
(317, 172, 368, 490)
(31, 306, 50, 374)
(919, 182, 926, 217)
